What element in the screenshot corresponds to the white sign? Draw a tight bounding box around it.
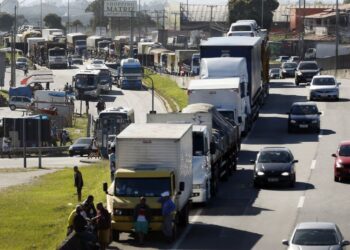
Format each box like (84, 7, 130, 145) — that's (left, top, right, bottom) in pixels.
(104, 0, 137, 17)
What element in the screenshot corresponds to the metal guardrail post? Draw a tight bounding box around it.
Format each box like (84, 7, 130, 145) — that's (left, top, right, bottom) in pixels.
(38, 115, 42, 169)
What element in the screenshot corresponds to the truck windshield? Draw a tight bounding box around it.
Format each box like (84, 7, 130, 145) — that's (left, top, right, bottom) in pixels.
(76, 40, 86, 46)
(115, 177, 171, 197)
(219, 111, 235, 125)
(192, 57, 200, 66)
(98, 42, 110, 48)
(193, 132, 204, 156)
(122, 67, 142, 74)
(75, 74, 98, 88)
(99, 69, 112, 83)
(49, 50, 65, 56)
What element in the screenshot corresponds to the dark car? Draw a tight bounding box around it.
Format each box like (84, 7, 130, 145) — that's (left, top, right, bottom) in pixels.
(269, 68, 280, 79)
(287, 102, 321, 133)
(332, 141, 350, 182)
(280, 62, 297, 78)
(16, 57, 28, 69)
(68, 137, 93, 156)
(251, 147, 297, 188)
(295, 61, 320, 86)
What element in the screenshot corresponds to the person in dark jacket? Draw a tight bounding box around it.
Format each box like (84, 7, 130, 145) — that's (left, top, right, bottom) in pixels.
(158, 191, 176, 242)
(73, 166, 84, 201)
(73, 205, 96, 248)
(82, 195, 97, 219)
(133, 197, 151, 244)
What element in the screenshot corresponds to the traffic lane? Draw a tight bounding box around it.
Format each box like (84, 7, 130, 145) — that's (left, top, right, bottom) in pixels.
(293, 78, 350, 242)
(175, 78, 320, 249)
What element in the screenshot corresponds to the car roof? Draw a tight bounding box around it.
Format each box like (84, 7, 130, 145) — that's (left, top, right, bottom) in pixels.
(260, 146, 291, 152)
(292, 102, 317, 106)
(339, 140, 350, 146)
(296, 222, 337, 230)
(312, 75, 335, 79)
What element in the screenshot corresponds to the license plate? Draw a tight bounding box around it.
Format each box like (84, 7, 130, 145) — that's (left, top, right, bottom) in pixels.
(300, 124, 308, 128)
(268, 178, 279, 182)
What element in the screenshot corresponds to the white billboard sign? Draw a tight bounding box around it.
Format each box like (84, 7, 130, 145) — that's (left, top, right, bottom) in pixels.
(104, 0, 137, 17)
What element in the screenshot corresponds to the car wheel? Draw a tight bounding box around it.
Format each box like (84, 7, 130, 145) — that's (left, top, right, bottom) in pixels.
(253, 179, 261, 188)
(69, 152, 74, 157)
(334, 176, 340, 182)
(9, 105, 16, 111)
(289, 175, 296, 188)
(309, 96, 313, 101)
(316, 127, 321, 134)
(295, 80, 299, 86)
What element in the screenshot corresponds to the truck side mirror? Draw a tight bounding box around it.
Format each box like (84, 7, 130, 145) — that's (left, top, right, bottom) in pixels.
(103, 182, 108, 193)
(210, 142, 216, 155)
(179, 181, 185, 191)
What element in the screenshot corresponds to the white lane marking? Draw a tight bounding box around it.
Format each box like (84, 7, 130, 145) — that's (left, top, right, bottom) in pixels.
(310, 160, 316, 170)
(297, 196, 305, 208)
(172, 208, 203, 250)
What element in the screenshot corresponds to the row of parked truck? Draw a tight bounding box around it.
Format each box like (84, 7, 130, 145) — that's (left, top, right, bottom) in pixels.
(102, 34, 270, 241)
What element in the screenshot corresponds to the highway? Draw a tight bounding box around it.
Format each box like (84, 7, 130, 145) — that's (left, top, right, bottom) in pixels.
(110, 77, 350, 249)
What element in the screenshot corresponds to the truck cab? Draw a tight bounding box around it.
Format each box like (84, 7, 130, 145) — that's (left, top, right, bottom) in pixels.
(119, 58, 143, 90)
(48, 47, 67, 69)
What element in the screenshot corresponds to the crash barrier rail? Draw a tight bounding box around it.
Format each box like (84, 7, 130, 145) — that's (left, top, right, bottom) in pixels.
(0, 146, 69, 156)
(57, 232, 85, 250)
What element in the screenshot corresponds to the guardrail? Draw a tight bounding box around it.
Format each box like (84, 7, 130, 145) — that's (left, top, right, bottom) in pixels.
(1, 146, 69, 156)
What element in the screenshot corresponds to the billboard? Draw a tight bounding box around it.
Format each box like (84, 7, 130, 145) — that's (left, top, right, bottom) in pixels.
(104, 0, 137, 17)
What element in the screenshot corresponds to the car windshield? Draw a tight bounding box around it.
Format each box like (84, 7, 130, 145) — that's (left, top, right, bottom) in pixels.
(313, 77, 336, 86)
(292, 229, 338, 246)
(299, 63, 318, 70)
(291, 105, 318, 115)
(283, 63, 297, 68)
(92, 60, 104, 64)
(17, 58, 27, 62)
(339, 145, 350, 156)
(271, 69, 279, 73)
(258, 150, 292, 163)
(115, 177, 171, 197)
(75, 138, 91, 145)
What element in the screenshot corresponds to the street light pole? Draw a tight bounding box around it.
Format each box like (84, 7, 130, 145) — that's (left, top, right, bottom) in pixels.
(144, 75, 155, 113)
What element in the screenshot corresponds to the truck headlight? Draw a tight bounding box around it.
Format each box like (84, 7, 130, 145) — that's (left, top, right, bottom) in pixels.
(336, 162, 343, 168)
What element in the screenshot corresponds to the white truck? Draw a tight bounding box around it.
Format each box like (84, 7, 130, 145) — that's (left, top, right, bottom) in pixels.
(41, 29, 64, 42)
(103, 123, 192, 241)
(174, 49, 199, 75)
(66, 33, 87, 55)
(86, 35, 103, 53)
(147, 113, 213, 204)
(199, 57, 250, 134)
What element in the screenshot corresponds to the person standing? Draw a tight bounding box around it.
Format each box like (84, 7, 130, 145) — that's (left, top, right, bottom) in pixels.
(92, 202, 111, 250)
(133, 197, 151, 245)
(2, 137, 11, 158)
(158, 191, 176, 242)
(82, 195, 97, 220)
(74, 166, 84, 201)
(109, 147, 116, 182)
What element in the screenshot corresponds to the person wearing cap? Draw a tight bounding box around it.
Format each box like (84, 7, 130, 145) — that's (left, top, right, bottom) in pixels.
(73, 166, 84, 201)
(158, 191, 176, 242)
(133, 197, 151, 245)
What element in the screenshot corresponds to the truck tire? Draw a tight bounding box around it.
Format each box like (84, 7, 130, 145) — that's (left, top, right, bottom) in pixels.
(112, 230, 120, 242)
(210, 178, 218, 197)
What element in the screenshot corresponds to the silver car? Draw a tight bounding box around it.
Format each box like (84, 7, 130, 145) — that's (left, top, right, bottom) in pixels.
(9, 96, 32, 111)
(282, 222, 349, 249)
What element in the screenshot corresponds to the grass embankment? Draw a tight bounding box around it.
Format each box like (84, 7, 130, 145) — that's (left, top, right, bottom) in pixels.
(0, 163, 110, 250)
(0, 89, 9, 100)
(65, 114, 88, 142)
(143, 71, 188, 111)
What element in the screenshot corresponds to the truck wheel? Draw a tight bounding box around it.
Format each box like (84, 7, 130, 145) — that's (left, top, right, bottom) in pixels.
(179, 203, 189, 226)
(112, 230, 120, 242)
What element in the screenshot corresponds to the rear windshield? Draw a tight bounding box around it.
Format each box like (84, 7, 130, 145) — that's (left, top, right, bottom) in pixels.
(312, 78, 335, 86)
(258, 151, 292, 163)
(271, 69, 279, 73)
(75, 138, 92, 145)
(232, 25, 252, 31)
(299, 63, 318, 70)
(291, 105, 318, 115)
(283, 63, 297, 68)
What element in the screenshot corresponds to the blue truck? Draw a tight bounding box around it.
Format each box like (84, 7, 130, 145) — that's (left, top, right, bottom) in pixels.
(200, 36, 269, 127)
(119, 58, 143, 90)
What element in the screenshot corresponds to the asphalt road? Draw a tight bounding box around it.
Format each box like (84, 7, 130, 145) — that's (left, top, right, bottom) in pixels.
(109, 77, 350, 250)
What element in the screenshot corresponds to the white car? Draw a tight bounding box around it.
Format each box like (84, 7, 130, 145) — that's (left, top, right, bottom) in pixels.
(309, 75, 340, 101)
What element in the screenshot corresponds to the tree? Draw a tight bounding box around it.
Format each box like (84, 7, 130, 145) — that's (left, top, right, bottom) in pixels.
(85, 0, 108, 30)
(0, 12, 14, 31)
(228, 0, 279, 29)
(71, 20, 83, 32)
(43, 13, 64, 29)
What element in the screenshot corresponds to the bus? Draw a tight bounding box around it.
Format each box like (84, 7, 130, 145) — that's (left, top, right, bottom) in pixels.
(95, 107, 135, 158)
(86, 64, 113, 93)
(73, 69, 100, 100)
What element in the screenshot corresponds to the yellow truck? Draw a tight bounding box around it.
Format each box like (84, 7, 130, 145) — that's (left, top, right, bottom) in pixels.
(103, 123, 193, 241)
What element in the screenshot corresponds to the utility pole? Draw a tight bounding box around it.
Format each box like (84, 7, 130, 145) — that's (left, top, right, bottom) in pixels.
(207, 5, 217, 35)
(161, 10, 166, 30)
(129, 11, 134, 57)
(138, 0, 141, 41)
(335, 0, 339, 72)
(40, 0, 43, 31)
(100, 0, 104, 35)
(67, 0, 70, 33)
(171, 12, 180, 31)
(10, 5, 17, 87)
(261, 0, 264, 28)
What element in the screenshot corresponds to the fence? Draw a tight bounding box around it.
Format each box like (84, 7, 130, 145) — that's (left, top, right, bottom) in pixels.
(317, 54, 350, 70)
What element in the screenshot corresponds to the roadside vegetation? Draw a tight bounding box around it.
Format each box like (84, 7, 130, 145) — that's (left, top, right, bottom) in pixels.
(143, 70, 188, 111)
(65, 114, 88, 142)
(0, 89, 9, 99)
(0, 163, 110, 250)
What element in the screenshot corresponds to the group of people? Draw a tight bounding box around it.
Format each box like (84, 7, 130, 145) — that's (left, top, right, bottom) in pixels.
(67, 195, 111, 250)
